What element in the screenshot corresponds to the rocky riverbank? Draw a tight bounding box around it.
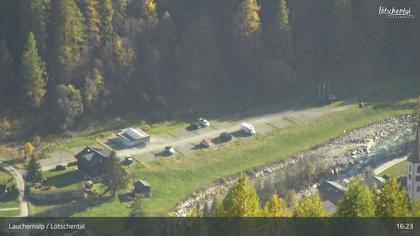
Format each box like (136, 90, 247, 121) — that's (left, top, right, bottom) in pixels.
(172, 115, 414, 216)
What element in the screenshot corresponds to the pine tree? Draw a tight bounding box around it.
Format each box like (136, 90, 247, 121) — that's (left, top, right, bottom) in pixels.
(19, 0, 49, 54)
(0, 37, 13, 92)
(82, 0, 101, 46)
(100, 0, 114, 41)
(222, 174, 261, 216)
(129, 0, 158, 29)
(328, 0, 352, 65)
(20, 32, 47, 108)
(337, 178, 375, 217)
(233, 0, 261, 46)
(25, 155, 43, 183)
(83, 67, 104, 111)
(263, 192, 291, 217)
(375, 178, 409, 217)
(294, 193, 327, 217)
(49, 0, 87, 83)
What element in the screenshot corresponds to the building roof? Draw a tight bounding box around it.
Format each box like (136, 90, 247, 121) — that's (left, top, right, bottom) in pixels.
(135, 179, 151, 187)
(318, 181, 346, 197)
(408, 130, 420, 163)
(118, 128, 149, 142)
(365, 175, 386, 188)
(75, 146, 112, 165)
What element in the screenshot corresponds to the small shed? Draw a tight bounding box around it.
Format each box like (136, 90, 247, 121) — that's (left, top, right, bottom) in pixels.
(134, 180, 151, 197)
(318, 181, 346, 205)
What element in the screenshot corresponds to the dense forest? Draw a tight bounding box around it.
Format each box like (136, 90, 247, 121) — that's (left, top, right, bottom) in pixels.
(0, 0, 418, 137)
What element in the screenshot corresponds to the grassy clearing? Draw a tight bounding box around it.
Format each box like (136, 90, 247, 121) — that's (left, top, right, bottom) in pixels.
(144, 121, 187, 135)
(0, 168, 13, 183)
(379, 160, 408, 177)
(71, 102, 412, 216)
(0, 209, 20, 217)
(30, 167, 83, 194)
(0, 198, 20, 209)
(53, 136, 97, 150)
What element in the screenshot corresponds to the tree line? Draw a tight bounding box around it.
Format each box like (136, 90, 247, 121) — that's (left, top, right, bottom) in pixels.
(189, 174, 419, 217)
(0, 0, 418, 134)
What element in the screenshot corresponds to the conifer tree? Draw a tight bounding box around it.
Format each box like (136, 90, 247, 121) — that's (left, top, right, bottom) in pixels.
(83, 67, 104, 111)
(375, 178, 409, 217)
(19, 0, 49, 54)
(82, 0, 101, 46)
(100, 0, 114, 41)
(233, 0, 261, 46)
(25, 155, 43, 183)
(264, 192, 291, 217)
(0, 37, 13, 91)
(222, 174, 261, 217)
(294, 193, 327, 217)
(50, 0, 87, 83)
(337, 178, 375, 217)
(20, 32, 47, 108)
(329, 0, 352, 65)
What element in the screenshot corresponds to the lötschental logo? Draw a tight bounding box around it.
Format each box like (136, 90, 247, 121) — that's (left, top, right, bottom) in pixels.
(378, 6, 414, 19)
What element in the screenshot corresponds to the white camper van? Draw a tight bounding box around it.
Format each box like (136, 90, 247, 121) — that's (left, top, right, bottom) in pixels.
(241, 123, 256, 135)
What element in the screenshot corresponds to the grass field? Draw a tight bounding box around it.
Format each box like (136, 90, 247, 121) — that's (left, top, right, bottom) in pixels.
(66, 102, 413, 216)
(379, 161, 408, 177)
(0, 168, 13, 183)
(30, 167, 83, 194)
(0, 209, 20, 217)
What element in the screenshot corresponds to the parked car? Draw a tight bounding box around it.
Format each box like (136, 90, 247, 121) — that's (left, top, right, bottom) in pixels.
(219, 132, 233, 142)
(164, 146, 176, 156)
(198, 118, 210, 127)
(190, 122, 201, 130)
(241, 123, 256, 135)
(201, 139, 211, 148)
(55, 165, 66, 171)
(123, 156, 134, 165)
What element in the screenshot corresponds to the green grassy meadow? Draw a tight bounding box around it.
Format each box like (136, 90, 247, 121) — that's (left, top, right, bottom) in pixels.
(379, 160, 408, 177)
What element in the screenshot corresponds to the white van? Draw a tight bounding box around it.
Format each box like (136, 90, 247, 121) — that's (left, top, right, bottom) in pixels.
(241, 123, 256, 135)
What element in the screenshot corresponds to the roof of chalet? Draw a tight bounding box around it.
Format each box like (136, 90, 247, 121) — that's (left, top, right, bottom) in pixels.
(318, 181, 346, 195)
(75, 146, 112, 165)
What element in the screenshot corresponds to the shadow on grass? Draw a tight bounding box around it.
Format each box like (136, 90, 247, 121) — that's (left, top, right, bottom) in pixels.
(105, 138, 127, 151)
(30, 194, 115, 217)
(47, 171, 83, 189)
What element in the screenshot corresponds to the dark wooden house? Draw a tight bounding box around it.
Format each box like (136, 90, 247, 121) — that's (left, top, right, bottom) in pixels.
(74, 146, 113, 181)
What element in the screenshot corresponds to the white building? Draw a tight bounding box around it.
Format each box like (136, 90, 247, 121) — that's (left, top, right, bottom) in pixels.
(407, 130, 420, 201)
(118, 128, 150, 148)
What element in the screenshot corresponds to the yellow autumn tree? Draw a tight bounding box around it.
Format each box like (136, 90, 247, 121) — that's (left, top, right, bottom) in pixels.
(294, 193, 327, 217)
(264, 192, 291, 217)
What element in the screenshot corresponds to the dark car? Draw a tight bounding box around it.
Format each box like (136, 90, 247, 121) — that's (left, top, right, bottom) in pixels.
(219, 132, 233, 142)
(190, 122, 201, 130)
